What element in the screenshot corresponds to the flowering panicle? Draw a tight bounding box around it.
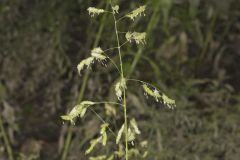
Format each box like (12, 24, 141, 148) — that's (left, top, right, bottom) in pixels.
(62, 3, 176, 160)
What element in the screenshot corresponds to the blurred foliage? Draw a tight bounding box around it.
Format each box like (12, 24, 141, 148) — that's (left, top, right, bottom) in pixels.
(0, 0, 240, 159)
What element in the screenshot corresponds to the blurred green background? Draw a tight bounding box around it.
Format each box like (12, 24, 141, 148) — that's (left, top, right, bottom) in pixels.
(0, 0, 240, 159)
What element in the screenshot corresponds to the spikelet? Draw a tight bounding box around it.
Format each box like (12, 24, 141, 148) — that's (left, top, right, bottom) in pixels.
(142, 84, 156, 97)
(61, 101, 95, 124)
(85, 123, 109, 155)
(140, 141, 148, 148)
(91, 47, 107, 61)
(61, 105, 81, 121)
(116, 123, 124, 144)
(115, 78, 127, 100)
(130, 118, 141, 135)
(162, 94, 176, 109)
(127, 127, 136, 142)
(126, 5, 146, 20)
(85, 136, 102, 155)
(100, 123, 109, 146)
(115, 82, 122, 100)
(77, 47, 107, 74)
(112, 5, 119, 14)
(143, 84, 162, 102)
(142, 84, 176, 109)
(77, 57, 94, 74)
(87, 7, 105, 17)
(126, 32, 146, 44)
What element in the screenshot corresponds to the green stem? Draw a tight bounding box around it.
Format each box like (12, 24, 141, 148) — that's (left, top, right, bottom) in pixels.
(93, 101, 123, 107)
(123, 89, 128, 160)
(0, 116, 14, 160)
(111, 5, 128, 160)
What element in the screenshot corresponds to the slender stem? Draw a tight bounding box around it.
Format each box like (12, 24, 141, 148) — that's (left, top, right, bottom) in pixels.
(111, 3, 128, 159)
(116, 15, 127, 22)
(103, 47, 119, 52)
(89, 108, 116, 137)
(104, 55, 121, 74)
(93, 101, 123, 107)
(102, 41, 129, 75)
(0, 116, 13, 160)
(126, 78, 158, 90)
(116, 8, 137, 23)
(123, 89, 128, 159)
(113, 20, 123, 75)
(107, 57, 121, 74)
(120, 41, 129, 47)
(116, 8, 136, 23)
(103, 41, 128, 53)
